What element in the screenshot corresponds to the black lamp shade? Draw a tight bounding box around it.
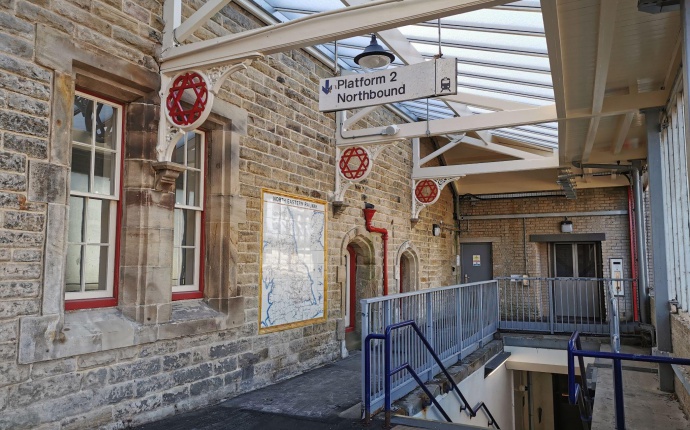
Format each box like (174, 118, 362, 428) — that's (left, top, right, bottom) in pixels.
(354, 34, 395, 70)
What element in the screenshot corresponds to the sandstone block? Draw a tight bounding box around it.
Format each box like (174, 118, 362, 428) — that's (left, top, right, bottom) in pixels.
(27, 162, 67, 203)
(3, 133, 48, 159)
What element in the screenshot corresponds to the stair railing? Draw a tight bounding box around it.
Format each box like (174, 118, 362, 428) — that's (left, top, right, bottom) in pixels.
(567, 331, 690, 429)
(364, 320, 500, 429)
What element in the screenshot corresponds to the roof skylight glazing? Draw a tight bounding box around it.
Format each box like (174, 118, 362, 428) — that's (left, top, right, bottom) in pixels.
(242, 0, 557, 149)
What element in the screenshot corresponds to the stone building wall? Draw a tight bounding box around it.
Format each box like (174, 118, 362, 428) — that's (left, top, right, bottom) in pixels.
(0, 1, 457, 429)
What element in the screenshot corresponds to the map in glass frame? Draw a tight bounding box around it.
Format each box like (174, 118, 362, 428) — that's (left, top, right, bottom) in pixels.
(259, 190, 327, 333)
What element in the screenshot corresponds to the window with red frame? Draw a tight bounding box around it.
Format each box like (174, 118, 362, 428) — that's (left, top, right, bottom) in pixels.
(172, 130, 206, 300)
(65, 92, 123, 309)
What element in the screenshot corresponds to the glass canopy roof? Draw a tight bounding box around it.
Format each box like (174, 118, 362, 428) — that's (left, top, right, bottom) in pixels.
(243, 0, 557, 149)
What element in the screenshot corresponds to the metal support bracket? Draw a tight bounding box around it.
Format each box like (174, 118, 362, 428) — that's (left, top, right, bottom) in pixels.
(156, 62, 252, 162)
(333, 141, 399, 204)
(411, 176, 460, 220)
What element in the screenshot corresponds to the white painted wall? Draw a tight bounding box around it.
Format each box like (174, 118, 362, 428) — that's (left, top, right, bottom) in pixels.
(414, 361, 515, 430)
(504, 346, 595, 375)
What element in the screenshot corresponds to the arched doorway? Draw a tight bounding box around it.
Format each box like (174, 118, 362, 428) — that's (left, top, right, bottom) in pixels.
(341, 229, 376, 352)
(397, 242, 420, 293)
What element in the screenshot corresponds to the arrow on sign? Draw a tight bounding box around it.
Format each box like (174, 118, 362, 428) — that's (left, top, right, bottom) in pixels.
(322, 80, 333, 95)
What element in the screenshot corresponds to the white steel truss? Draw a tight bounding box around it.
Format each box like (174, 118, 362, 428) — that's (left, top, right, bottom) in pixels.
(158, 0, 670, 194)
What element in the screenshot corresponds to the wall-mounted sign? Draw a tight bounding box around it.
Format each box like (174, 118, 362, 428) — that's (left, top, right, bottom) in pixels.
(319, 58, 457, 112)
(473, 255, 481, 267)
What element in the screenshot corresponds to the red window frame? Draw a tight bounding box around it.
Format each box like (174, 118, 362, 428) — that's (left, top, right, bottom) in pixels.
(65, 89, 124, 311)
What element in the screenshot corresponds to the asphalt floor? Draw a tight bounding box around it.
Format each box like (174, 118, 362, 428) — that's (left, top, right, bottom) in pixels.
(134, 351, 377, 430)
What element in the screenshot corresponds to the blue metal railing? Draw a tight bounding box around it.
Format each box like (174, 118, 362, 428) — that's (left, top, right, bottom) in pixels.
(567, 331, 690, 429)
(364, 320, 499, 429)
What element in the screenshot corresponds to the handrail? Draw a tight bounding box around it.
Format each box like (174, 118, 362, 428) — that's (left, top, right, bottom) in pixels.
(361, 280, 498, 414)
(362, 279, 496, 304)
(567, 331, 690, 429)
(365, 320, 500, 429)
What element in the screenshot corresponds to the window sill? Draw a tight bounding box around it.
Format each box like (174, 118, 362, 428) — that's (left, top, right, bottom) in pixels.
(18, 300, 241, 364)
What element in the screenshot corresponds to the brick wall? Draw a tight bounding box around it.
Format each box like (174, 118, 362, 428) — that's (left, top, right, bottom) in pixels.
(459, 187, 634, 323)
(0, 1, 458, 428)
(459, 187, 631, 278)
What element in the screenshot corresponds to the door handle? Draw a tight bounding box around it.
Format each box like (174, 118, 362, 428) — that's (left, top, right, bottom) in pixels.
(464, 274, 469, 283)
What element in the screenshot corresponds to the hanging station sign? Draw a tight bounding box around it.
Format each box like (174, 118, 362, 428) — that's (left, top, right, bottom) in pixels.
(318, 58, 457, 112)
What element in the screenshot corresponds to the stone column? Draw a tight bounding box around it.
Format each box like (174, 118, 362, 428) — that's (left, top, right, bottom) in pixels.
(119, 99, 175, 324)
(205, 126, 246, 322)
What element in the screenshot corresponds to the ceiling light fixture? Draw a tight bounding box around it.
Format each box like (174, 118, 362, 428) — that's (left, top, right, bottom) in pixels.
(354, 34, 395, 70)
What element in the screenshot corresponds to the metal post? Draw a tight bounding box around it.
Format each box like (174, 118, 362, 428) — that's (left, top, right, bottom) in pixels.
(548, 279, 555, 334)
(631, 161, 649, 324)
(456, 287, 463, 357)
(480, 284, 484, 342)
(646, 106, 675, 392)
(426, 295, 434, 380)
(361, 301, 370, 422)
(384, 330, 392, 429)
(613, 358, 626, 429)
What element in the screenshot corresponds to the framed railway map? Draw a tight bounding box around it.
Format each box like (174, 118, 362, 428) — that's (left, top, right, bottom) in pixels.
(259, 190, 328, 334)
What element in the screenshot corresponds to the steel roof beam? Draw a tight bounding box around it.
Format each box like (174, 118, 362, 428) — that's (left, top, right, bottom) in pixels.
(440, 92, 534, 111)
(457, 83, 554, 101)
(336, 90, 668, 146)
(413, 153, 559, 178)
(340, 104, 557, 145)
(406, 36, 548, 57)
(541, 0, 567, 163)
(174, 0, 235, 44)
(612, 112, 635, 155)
(462, 136, 553, 158)
(414, 20, 545, 37)
(581, 0, 619, 162)
(457, 72, 553, 89)
(161, 0, 510, 73)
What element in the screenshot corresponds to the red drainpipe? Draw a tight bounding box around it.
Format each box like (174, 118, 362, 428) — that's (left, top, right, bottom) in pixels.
(363, 206, 389, 296)
(627, 186, 640, 322)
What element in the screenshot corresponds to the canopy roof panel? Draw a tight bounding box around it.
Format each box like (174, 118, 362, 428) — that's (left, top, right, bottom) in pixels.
(244, 0, 556, 150)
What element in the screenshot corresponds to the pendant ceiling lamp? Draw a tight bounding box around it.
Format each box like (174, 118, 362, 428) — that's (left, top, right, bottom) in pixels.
(354, 34, 395, 70)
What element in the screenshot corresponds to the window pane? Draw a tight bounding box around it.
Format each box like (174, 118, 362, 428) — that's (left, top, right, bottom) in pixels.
(171, 248, 181, 286)
(577, 244, 597, 278)
(181, 210, 196, 246)
(173, 209, 183, 247)
(555, 244, 574, 277)
(70, 147, 91, 193)
(85, 199, 111, 244)
(187, 171, 199, 207)
(172, 136, 185, 165)
(96, 103, 117, 149)
(68, 196, 86, 243)
(72, 96, 94, 144)
(93, 150, 115, 195)
(65, 244, 82, 292)
(187, 133, 201, 169)
(178, 248, 196, 286)
(175, 173, 185, 206)
(83, 245, 108, 292)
